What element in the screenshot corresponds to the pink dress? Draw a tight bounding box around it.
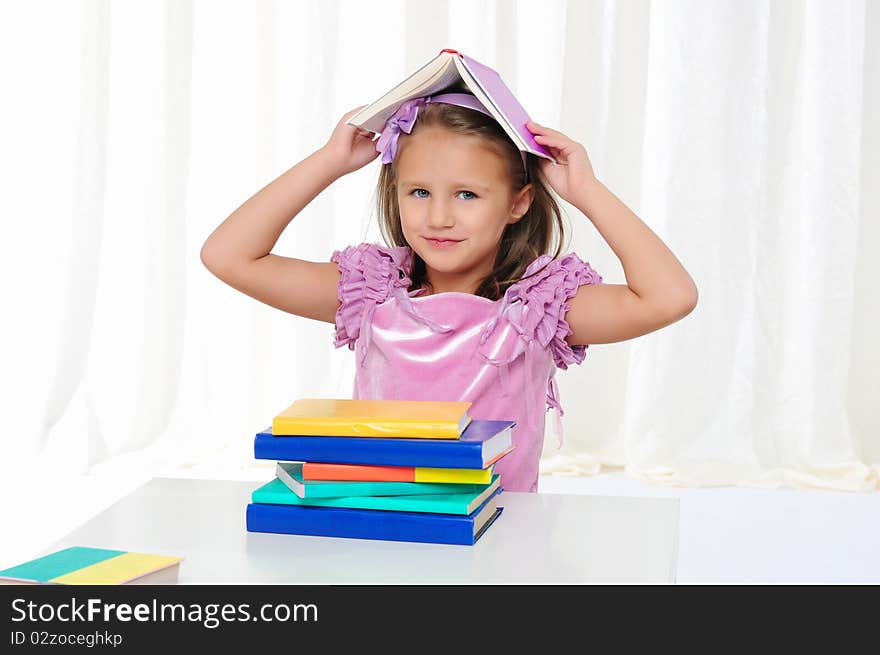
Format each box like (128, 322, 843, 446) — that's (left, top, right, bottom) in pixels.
(330, 242, 603, 492)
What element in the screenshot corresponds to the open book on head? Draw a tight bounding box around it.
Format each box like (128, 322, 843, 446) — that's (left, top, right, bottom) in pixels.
(347, 48, 557, 165)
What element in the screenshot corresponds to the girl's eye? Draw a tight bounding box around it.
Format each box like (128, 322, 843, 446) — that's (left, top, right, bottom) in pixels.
(411, 189, 477, 200)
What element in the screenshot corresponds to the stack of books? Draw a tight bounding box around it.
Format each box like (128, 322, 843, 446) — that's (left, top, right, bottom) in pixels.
(246, 399, 515, 545)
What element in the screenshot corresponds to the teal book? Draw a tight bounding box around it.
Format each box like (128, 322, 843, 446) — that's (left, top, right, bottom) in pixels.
(275, 462, 492, 499)
(252, 474, 501, 515)
(0, 546, 182, 585)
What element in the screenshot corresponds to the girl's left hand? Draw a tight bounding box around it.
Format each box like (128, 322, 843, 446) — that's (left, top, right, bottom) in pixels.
(526, 120, 598, 204)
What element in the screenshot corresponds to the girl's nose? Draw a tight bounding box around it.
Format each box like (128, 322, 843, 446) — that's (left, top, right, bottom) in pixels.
(426, 200, 455, 228)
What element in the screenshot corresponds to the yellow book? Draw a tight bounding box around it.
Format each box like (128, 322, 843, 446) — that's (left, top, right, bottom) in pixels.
(51, 553, 182, 585)
(272, 398, 472, 439)
(0, 547, 182, 585)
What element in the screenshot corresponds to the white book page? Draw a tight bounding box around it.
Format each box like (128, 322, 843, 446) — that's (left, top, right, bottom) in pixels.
(348, 53, 462, 133)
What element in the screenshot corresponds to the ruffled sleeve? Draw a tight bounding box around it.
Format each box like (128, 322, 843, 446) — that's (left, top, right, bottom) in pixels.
(503, 252, 603, 369)
(329, 242, 413, 351)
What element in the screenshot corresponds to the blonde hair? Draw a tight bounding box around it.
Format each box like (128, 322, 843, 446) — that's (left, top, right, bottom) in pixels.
(375, 101, 568, 300)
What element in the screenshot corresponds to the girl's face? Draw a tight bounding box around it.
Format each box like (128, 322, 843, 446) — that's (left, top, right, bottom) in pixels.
(395, 126, 534, 294)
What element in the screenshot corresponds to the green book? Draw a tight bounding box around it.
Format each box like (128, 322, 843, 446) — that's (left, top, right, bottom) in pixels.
(252, 474, 501, 515)
(275, 462, 492, 499)
(0, 546, 182, 585)
(0, 547, 124, 583)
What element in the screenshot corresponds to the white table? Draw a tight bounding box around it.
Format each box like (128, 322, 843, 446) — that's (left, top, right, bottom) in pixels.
(49, 478, 680, 584)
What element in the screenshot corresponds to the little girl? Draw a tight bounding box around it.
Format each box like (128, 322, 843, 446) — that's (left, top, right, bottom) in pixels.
(201, 93, 698, 493)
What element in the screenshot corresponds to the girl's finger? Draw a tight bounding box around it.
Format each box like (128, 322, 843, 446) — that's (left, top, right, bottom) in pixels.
(536, 127, 566, 140)
(529, 121, 569, 140)
(535, 134, 572, 151)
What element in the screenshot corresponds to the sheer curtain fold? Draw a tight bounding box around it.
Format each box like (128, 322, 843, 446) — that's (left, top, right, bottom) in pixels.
(3, 0, 876, 492)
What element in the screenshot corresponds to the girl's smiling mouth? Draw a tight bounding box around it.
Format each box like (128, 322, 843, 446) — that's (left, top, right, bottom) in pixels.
(424, 237, 464, 248)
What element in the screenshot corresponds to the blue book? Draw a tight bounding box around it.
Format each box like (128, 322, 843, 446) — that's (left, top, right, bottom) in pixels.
(253, 419, 515, 469)
(246, 487, 504, 545)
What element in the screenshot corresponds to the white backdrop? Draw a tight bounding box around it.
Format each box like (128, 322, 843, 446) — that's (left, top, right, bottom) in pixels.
(1, 0, 877, 544)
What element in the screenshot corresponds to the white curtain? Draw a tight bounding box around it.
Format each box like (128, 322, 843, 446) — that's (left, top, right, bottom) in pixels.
(539, 0, 879, 492)
(1, 0, 876, 502)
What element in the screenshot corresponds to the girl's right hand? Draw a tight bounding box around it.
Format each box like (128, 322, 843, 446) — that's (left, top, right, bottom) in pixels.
(320, 105, 381, 177)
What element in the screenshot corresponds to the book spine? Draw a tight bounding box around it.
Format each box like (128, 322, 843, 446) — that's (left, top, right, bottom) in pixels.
(254, 434, 483, 468)
(246, 503, 477, 545)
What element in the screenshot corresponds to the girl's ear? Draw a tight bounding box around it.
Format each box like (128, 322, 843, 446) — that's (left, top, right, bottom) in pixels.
(509, 183, 535, 222)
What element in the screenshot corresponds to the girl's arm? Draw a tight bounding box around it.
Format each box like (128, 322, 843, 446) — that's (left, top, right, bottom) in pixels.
(200, 106, 379, 323)
(565, 179, 698, 345)
(526, 120, 697, 346)
(200, 148, 344, 323)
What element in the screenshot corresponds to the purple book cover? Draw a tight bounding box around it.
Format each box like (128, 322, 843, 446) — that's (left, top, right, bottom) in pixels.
(457, 50, 554, 161)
